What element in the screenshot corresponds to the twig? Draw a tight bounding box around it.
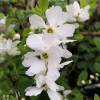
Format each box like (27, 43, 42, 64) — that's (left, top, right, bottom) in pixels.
(81, 32, 100, 36)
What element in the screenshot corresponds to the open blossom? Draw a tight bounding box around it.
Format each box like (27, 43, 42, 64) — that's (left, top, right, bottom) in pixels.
(25, 85, 71, 100)
(25, 71, 71, 100)
(29, 6, 76, 40)
(22, 34, 72, 76)
(65, 1, 90, 22)
(0, 35, 20, 56)
(0, 17, 6, 27)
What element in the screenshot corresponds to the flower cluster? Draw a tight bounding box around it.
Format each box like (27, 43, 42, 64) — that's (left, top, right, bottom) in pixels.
(0, 34, 20, 62)
(22, 1, 89, 100)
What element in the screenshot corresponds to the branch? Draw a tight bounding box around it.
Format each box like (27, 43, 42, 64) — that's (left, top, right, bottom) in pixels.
(81, 32, 100, 36)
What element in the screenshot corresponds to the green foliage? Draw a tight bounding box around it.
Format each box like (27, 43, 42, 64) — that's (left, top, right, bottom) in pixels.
(80, 0, 87, 7)
(94, 37, 100, 50)
(38, 0, 49, 13)
(77, 70, 88, 86)
(94, 94, 100, 100)
(93, 62, 100, 73)
(32, 0, 48, 17)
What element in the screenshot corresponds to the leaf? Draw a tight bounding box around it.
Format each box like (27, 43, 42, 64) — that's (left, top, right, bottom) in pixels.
(38, 0, 49, 13)
(94, 94, 100, 100)
(94, 37, 100, 51)
(70, 89, 83, 100)
(77, 70, 88, 86)
(94, 62, 100, 73)
(90, 0, 97, 15)
(80, 0, 87, 7)
(0, 13, 4, 19)
(74, 33, 84, 41)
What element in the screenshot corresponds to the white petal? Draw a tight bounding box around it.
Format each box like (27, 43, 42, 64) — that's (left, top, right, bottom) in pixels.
(26, 34, 44, 51)
(62, 49, 72, 58)
(63, 90, 71, 96)
(29, 15, 46, 30)
(47, 68, 60, 81)
(59, 61, 73, 69)
(79, 7, 89, 22)
(46, 79, 59, 91)
(57, 85, 64, 91)
(42, 34, 60, 48)
(46, 6, 65, 26)
(56, 24, 75, 39)
(22, 52, 40, 67)
(25, 86, 43, 96)
(48, 46, 62, 69)
(25, 59, 46, 76)
(47, 90, 62, 100)
(35, 74, 45, 88)
(73, 1, 80, 14)
(62, 39, 76, 44)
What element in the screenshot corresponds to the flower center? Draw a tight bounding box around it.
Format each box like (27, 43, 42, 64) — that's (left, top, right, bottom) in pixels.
(41, 52, 48, 59)
(46, 27, 54, 33)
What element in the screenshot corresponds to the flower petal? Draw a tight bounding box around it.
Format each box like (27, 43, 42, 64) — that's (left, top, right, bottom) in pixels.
(59, 61, 73, 69)
(35, 74, 45, 88)
(73, 1, 80, 14)
(22, 52, 40, 67)
(29, 15, 46, 30)
(62, 49, 72, 58)
(63, 90, 71, 97)
(25, 86, 43, 96)
(26, 34, 44, 51)
(42, 34, 60, 48)
(46, 6, 65, 26)
(56, 24, 75, 39)
(25, 59, 46, 76)
(46, 80, 60, 91)
(48, 46, 62, 69)
(47, 68, 60, 81)
(47, 90, 62, 100)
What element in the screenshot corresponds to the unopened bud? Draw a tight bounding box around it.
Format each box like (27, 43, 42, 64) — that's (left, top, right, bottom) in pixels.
(13, 33, 20, 40)
(90, 75, 95, 79)
(96, 73, 99, 77)
(88, 80, 92, 84)
(81, 80, 86, 85)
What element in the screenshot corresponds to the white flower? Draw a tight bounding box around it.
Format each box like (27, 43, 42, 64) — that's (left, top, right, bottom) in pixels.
(0, 17, 6, 27)
(65, 1, 90, 22)
(5, 39, 20, 56)
(0, 35, 20, 56)
(25, 85, 71, 100)
(13, 33, 20, 40)
(22, 34, 72, 76)
(25, 73, 65, 100)
(29, 6, 76, 40)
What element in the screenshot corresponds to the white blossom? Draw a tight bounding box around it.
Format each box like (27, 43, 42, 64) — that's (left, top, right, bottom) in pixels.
(29, 6, 76, 40)
(65, 1, 90, 22)
(0, 35, 20, 56)
(0, 17, 6, 27)
(22, 34, 72, 76)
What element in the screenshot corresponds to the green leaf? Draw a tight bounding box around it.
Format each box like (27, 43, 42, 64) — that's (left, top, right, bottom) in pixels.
(94, 37, 100, 50)
(90, 0, 97, 15)
(0, 13, 4, 19)
(80, 0, 87, 7)
(94, 94, 100, 100)
(74, 33, 84, 41)
(77, 70, 88, 86)
(38, 0, 49, 13)
(94, 62, 100, 73)
(71, 89, 83, 100)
